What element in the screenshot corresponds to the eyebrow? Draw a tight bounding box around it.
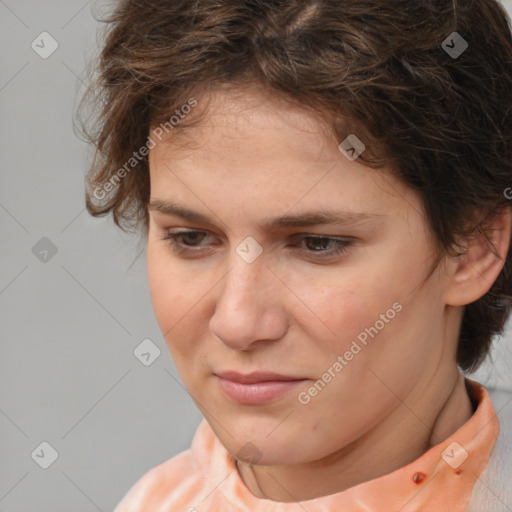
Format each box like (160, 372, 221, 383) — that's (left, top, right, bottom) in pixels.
(148, 199, 384, 230)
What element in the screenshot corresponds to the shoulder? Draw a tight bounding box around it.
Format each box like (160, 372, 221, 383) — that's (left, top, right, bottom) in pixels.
(113, 420, 213, 512)
(466, 385, 512, 512)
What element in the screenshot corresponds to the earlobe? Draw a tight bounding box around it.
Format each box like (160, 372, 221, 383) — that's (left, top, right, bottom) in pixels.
(445, 208, 512, 307)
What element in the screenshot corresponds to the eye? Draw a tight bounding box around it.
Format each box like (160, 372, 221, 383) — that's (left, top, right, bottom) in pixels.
(160, 230, 353, 259)
(161, 230, 212, 251)
(295, 235, 352, 257)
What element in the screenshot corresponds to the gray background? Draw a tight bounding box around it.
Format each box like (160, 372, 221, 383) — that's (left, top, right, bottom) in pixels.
(1, 1, 511, 511)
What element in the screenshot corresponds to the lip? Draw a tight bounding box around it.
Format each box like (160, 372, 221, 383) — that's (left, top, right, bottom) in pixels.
(215, 371, 308, 405)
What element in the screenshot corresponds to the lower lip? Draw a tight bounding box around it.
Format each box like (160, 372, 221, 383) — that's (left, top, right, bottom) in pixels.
(216, 376, 307, 405)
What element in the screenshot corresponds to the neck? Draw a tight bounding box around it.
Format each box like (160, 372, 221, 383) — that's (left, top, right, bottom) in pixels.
(236, 370, 473, 502)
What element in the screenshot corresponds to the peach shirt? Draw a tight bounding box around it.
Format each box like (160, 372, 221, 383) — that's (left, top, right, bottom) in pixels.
(114, 379, 499, 512)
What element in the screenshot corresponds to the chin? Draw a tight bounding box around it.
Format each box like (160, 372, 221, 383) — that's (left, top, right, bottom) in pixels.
(215, 424, 310, 465)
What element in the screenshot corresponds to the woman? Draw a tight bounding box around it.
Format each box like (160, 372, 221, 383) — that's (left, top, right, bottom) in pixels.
(79, 0, 512, 510)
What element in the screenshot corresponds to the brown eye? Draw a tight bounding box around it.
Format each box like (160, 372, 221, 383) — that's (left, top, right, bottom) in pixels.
(298, 235, 352, 257)
(176, 231, 208, 246)
(161, 230, 212, 252)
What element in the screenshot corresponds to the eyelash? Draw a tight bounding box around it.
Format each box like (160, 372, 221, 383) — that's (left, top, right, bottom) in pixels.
(160, 230, 352, 258)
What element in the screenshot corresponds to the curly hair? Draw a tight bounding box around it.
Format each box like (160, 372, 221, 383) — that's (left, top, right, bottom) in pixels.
(77, 0, 512, 372)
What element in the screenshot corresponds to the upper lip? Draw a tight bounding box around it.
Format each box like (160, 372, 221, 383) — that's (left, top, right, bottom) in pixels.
(215, 371, 306, 384)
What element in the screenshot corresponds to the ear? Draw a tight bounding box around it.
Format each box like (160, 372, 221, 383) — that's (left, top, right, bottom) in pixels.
(444, 208, 512, 307)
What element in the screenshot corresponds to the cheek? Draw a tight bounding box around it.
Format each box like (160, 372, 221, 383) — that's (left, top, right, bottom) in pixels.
(293, 269, 390, 349)
(146, 244, 214, 370)
(147, 245, 195, 337)
(147, 247, 176, 327)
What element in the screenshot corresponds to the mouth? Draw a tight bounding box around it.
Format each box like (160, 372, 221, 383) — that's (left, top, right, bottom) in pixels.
(214, 371, 308, 405)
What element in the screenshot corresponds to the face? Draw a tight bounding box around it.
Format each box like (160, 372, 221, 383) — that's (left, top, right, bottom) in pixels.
(146, 86, 454, 466)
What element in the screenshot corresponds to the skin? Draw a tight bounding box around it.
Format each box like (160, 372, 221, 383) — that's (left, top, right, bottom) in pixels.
(145, 85, 511, 502)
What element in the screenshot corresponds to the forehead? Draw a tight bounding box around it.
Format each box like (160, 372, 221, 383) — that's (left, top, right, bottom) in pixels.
(147, 86, 425, 225)
(151, 85, 335, 159)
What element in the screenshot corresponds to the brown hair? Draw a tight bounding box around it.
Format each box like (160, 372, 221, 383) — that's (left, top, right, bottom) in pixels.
(78, 0, 512, 372)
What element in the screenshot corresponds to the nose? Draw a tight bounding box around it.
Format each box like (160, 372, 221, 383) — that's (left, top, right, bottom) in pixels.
(209, 251, 288, 351)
